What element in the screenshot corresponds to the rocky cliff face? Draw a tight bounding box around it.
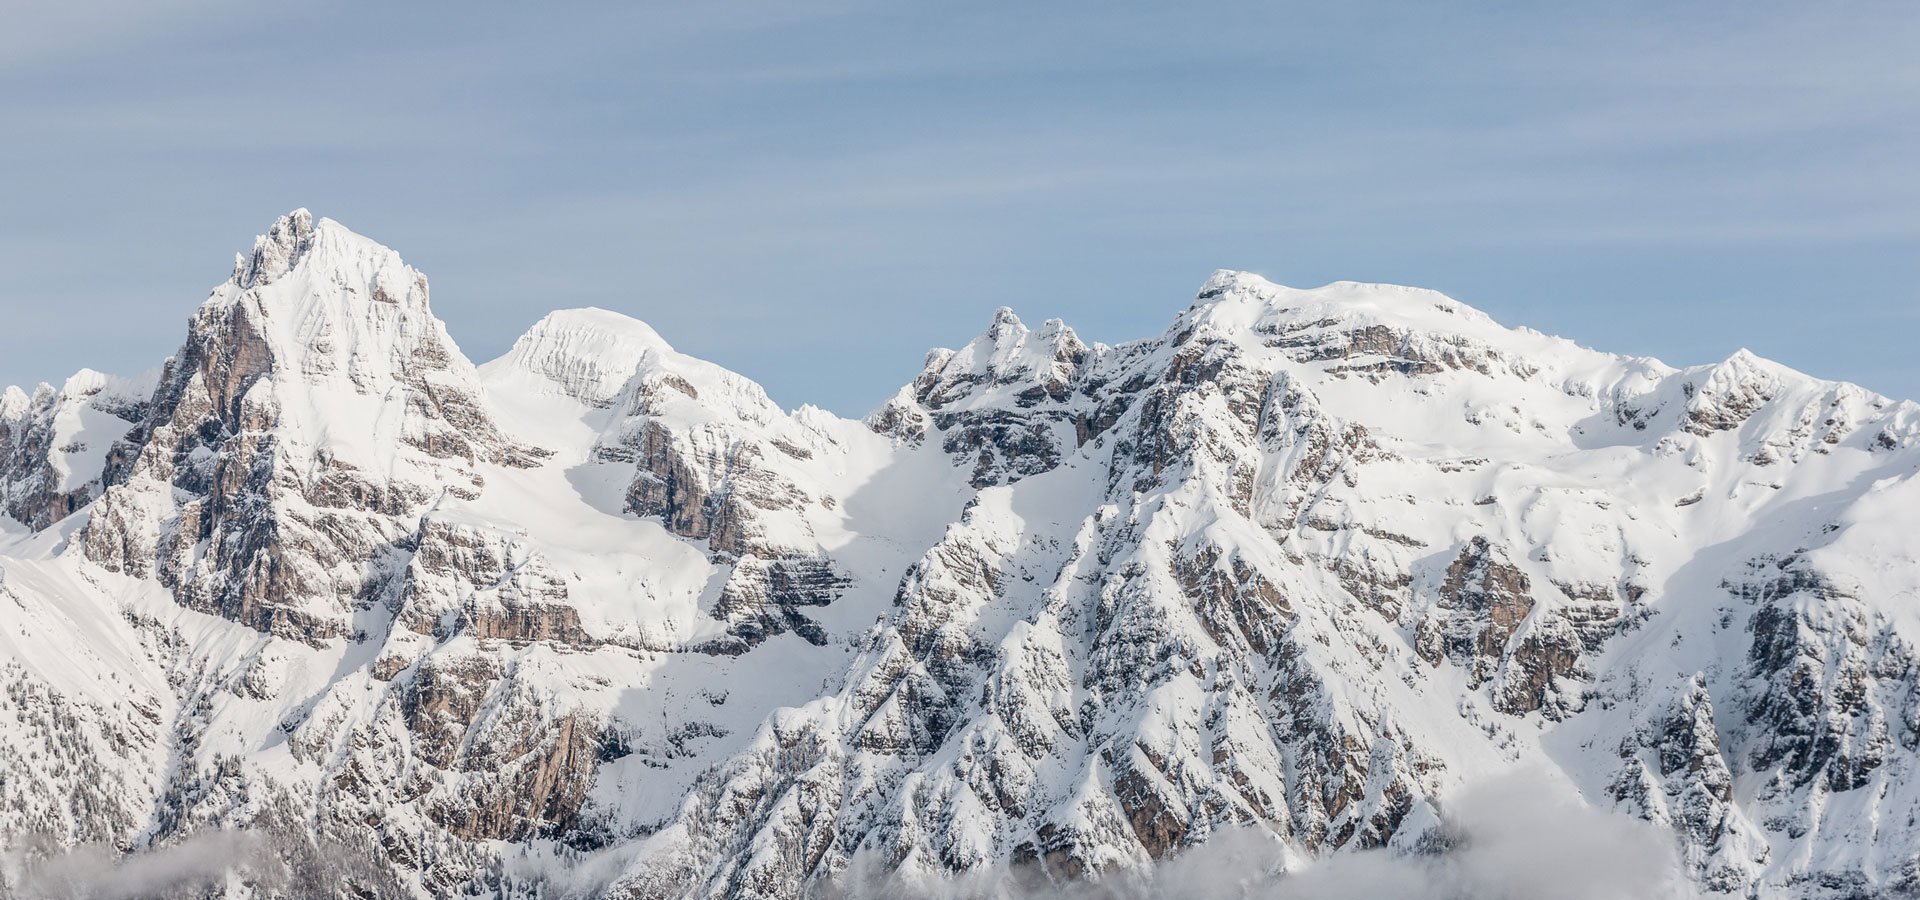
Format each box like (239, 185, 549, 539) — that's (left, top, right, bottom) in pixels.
(1, 217, 1918, 899)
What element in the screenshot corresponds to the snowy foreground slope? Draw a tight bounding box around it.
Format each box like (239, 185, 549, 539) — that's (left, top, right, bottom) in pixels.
(1, 211, 1917, 899)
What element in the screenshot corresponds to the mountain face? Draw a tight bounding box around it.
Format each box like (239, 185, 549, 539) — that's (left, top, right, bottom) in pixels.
(1, 213, 1917, 899)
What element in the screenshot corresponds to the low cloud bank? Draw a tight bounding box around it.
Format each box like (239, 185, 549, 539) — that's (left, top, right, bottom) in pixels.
(823, 769, 1693, 900)
(2, 824, 412, 899)
(2, 771, 1689, 899)
(7, 831, 268, 899)
(1266, 770, 1689, 900)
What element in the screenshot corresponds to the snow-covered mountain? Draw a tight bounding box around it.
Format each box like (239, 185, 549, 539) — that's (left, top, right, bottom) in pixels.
(2, 211, 1916, 899)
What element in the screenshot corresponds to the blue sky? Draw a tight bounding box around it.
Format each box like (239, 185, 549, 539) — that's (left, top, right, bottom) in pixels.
(3, 1, 1915, 413)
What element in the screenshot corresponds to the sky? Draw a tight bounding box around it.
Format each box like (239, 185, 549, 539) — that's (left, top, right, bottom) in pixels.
(2, 1, 1915, 414)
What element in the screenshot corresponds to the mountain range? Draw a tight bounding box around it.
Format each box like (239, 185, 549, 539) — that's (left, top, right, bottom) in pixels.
(1, 210, 1916, 899)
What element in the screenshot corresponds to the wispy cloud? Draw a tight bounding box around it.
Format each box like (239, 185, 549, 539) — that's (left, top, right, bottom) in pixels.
(0, 0, 248, 69)
(0, 0, 1915, 409)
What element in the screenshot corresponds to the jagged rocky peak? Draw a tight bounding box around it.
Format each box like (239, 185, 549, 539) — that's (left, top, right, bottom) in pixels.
(870, 306, 1102, 486)
(76, 210, 537, 641)
(911, 306, 1094, 410)
(205, 211, 496, 431)
(1680, 348, 1796, 436)
(170, 208, 526, 467)
(232, 207, 315, 287)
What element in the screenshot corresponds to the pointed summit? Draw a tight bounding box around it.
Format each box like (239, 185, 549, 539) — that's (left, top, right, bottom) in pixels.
(986, 305, 1023, 336)
(215, 210, 434, 318)
(1680, 347, 1797, 436)
(232, 208, 317, 288)
(187, 211, 473, 418)
(77, 212, 534, 640)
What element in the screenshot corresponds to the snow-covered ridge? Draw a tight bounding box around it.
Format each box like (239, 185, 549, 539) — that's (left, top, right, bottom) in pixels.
(1, 211, 1917, 900)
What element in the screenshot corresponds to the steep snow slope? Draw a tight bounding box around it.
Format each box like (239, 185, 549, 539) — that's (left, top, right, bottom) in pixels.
(1, 215, 1916, 899)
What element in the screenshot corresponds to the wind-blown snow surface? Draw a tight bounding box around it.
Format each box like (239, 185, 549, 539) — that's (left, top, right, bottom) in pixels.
(2, 212, 1918, 899)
